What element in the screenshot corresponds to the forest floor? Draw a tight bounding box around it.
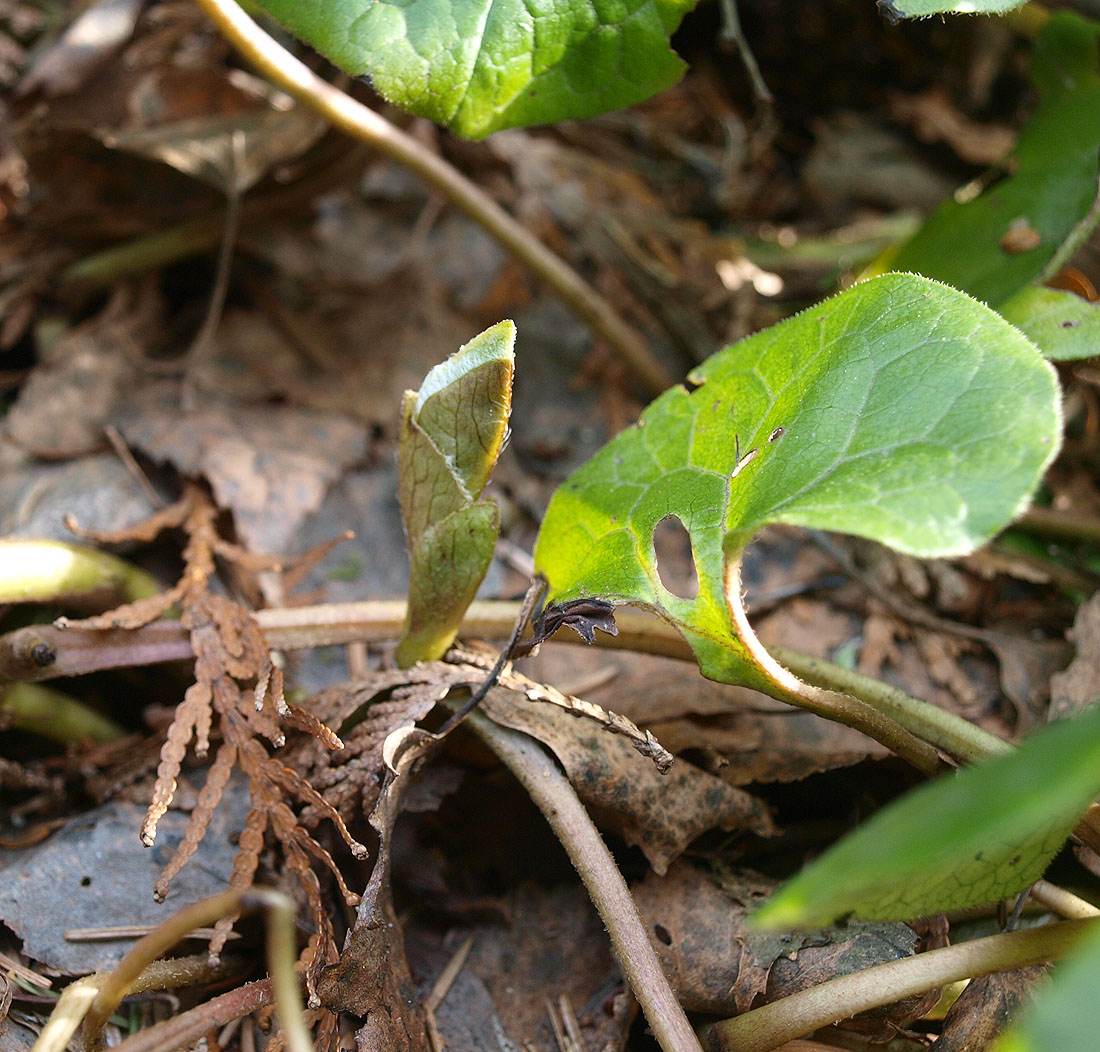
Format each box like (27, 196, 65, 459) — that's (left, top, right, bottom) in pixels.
(2, 2, 1100, 1051)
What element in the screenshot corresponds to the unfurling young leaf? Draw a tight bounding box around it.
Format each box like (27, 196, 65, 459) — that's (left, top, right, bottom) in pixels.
(396, 321, 515, 667)
(752, 701, 1100, 928)
(534, 272, 1061, 690)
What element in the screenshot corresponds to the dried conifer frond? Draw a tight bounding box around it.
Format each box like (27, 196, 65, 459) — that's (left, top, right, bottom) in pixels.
(54, 585, 184, 632)
(60, 481, 357, 994)
(65, 498, 191, 546)
(447, 645, 674, 771)
(283, 705, 342, 750)
(152, 740, 237, 901)
(287, 680, 447, 826)
(277, 530, 355, 594)
(82, 731, 165, 803)
(0, 756, 53, 792)
(142, 671, 213, 847)
(211, 805, 269, 959)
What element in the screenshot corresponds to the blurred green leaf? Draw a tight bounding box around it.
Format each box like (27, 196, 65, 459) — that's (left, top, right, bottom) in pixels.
(396, 321, 514, 666)
(252, 0, 693, 138)
(877, 0, 1024, 16)
(994, 921, 1100, 1052)
(534, 273, 1061, 687)
(753, 702, 1100, 928)
(885, 13, 1100, 306)
(999, 286, 1100, 361)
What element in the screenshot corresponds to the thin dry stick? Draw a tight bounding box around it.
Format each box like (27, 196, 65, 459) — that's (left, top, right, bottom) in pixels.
(189, 0, 674, 396)
(30, 956, 237, 1052)
(22, 595, 1100, 859)
(82, 890, 309, 1052)
(424, 935, 476, 1052)
(709, 917, 1100, 1052)
(425, 936, 475, 1013)
(466, 709, 703, 1052)
(0, 596, 1041, 773)
(112, 979, 274, 1052)
(1031, 879, 1100, 920)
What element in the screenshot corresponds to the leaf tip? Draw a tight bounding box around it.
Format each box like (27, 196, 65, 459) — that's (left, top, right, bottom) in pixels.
(747, 896, 807, 931)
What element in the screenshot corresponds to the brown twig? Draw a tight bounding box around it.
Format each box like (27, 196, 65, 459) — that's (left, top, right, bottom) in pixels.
(466, 709, 703, 1052)
(189, 0, 674, 396)
(83, 890, 308, 1052)
(112, 979, 274, 1052)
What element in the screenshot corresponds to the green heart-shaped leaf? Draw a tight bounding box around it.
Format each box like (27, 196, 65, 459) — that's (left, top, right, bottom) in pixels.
(877, 0, 1025, 17)
(534, 273, 1061, 687)
(999, 286, 1100, 361)
(252, 0, 692, 138)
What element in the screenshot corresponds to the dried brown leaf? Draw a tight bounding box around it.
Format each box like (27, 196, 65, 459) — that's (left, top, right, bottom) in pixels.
(633, 861, 927, 1033)
(117, 401, 368, 553)
(1049, 590, 1100, 721)
(480, 687, 774, 874)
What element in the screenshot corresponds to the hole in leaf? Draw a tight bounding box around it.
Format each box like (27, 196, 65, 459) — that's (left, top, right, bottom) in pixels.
(1061, 319, 1080, 329)
(653, 515, 699, 600)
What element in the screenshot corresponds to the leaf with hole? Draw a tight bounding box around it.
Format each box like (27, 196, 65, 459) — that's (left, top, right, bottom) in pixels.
(752, 702, 1100, 928)
(396, 321, 514, 667)
(882, 13, 1100, 306)
(250, 0, 693, 138)
(999, 286, 1100, 361)
(533, 273, 1061, 689)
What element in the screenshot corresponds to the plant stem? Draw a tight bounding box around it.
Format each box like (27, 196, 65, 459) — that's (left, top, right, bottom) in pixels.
(83, 889, 310, 1052)
(60, 146, 369, 290)
(708, 917, 1100, 1052)
(1, 682, 125, 743)
(1017, 504, 1100, 547)
(189, 0, 674, 396)
(1031, 879, 1100, 920)
(723, 562, 945, 776)
(770, 647, 1012, 764)
(466, 709, 703, 1052)
(112, 979, 274, 1052)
